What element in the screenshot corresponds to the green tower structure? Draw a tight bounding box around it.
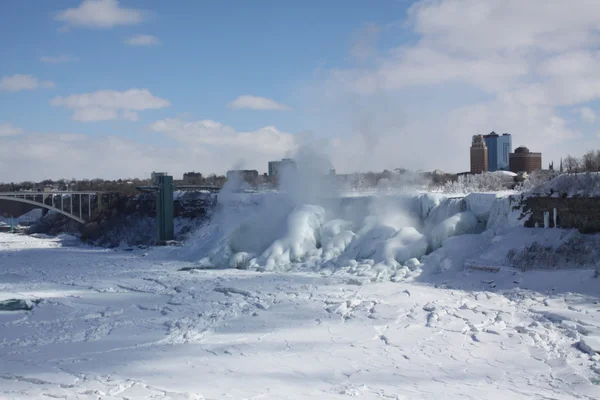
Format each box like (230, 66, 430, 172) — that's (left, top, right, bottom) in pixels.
(155, 174, 174, 244)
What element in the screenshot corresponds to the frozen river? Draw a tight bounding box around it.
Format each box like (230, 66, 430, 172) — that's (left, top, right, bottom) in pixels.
(1, 232, 599, 399)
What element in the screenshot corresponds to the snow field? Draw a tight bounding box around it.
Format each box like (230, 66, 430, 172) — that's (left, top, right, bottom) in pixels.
(1, 232, 600, 399)
(2, 172, 600, 398)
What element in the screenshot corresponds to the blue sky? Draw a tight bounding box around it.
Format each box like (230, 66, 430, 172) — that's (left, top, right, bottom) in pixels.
(0, 1, 407, 134)
(1, 0, 599, 181)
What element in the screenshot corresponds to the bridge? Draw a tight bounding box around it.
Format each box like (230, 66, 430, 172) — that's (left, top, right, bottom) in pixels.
(0, 185, 221, 227)
(1, 177, 222, 242)
(0, 192, 98, 224)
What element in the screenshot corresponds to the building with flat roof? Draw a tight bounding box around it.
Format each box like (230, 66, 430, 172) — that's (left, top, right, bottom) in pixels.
(509, 146, 542, 173)
(182, 172, 202, 185)
(483, 132, 512, 171)
(226, 170, 259, 182)
(470, 135, 488, 174)
(268, 158, 296, 177)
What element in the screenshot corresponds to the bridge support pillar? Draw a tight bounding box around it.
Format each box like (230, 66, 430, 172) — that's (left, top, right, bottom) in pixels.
(156, 175, 174, 244)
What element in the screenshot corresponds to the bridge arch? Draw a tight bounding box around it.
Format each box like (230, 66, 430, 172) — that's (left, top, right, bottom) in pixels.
(0, 196, 86, 224)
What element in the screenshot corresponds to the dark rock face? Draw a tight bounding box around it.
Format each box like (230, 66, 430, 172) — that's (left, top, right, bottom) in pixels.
(522, 196, 600, 233)
(28, 192, 218, 247)
(82, 222, 100, 240)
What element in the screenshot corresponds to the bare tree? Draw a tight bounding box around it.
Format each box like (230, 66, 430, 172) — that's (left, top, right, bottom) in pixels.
(563, 155, 581, 173)
(581, 150, 599, 172)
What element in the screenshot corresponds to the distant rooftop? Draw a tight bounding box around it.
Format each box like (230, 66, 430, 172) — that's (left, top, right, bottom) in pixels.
(514, 146, 530, 154)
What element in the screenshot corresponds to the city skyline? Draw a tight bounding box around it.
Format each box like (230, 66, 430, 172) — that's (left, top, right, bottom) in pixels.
(2, 0, 600, 181)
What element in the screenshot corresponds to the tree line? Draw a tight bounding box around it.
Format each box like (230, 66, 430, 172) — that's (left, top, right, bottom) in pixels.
(562, 149, 600, 173)
(0, 175, 228, 193)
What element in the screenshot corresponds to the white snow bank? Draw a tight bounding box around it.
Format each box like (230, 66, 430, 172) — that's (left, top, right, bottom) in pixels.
(498, 170, 517, 177)
(17, 208, 43, 225)
(525, 172, 600, 197)
(422, 223, 600, 275)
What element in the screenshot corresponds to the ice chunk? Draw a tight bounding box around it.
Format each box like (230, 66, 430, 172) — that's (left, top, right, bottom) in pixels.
(404, 258, 421, 270)
(578, 336, 600, 355)
(228, 252, 255, 269)
(0, 299, 36, 311)
(322, 230, 356, 260)
(320, 219, 354, 245)
(386, 227, 428, 265)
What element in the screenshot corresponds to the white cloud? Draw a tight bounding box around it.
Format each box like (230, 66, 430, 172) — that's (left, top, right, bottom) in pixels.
(317, 0, 600, 173)
(150, 118, 296, 154)
(228, 95, 291, 111)
(121, 110, 140, 121)
(0, 131, 171, 181)
(72, 107, 119, 122)
(55, 0, 145, 29)
(51, 89, 170, 122)
(580, 107, 597, 123)
(0, 74, 55, 92)
(408, 0, 600, 56)
(124, 34, 160, 46)
(40, 55, 79, 64)
(0, 121, 297, 181)
(0, 122, 23, 137)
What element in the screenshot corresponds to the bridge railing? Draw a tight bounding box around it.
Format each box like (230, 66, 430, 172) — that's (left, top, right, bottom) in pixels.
(0, 191, 99, 223)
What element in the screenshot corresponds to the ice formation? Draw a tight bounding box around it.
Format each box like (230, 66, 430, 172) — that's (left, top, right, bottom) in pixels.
(185, 188, 508, 278)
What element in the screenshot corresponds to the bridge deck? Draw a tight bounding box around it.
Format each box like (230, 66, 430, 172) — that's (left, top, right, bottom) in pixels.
(0, 192, 98, 196)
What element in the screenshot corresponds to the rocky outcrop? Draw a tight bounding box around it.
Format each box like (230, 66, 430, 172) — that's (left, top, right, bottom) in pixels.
(521, 196, 600, 233)
(30, 192, 218, 247)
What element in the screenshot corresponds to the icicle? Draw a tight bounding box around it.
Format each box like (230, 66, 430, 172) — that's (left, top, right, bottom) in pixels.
(553, 208, 558, 228)
(543, 211, 550, 228)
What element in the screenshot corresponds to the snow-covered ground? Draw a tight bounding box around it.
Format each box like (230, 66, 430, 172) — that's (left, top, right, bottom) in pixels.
(523, 172, 600, 197)
(1, 229, 600, 399)
(2, 172, 600, 399)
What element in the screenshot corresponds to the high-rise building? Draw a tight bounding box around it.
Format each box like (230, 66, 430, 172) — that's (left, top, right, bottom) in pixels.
(509, 146, 542, 173)
(483, 131, 512, 171)
(470, 135, 488, 174)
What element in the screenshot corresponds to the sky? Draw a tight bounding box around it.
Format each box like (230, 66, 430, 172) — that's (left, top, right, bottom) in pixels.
(1, 0, 600, 182)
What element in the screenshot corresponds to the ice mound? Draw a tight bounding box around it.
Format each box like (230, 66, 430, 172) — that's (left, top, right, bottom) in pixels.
(184, 187, 508, 280)
(252, 205, 326, 270)
(343, 224, 427, 265)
